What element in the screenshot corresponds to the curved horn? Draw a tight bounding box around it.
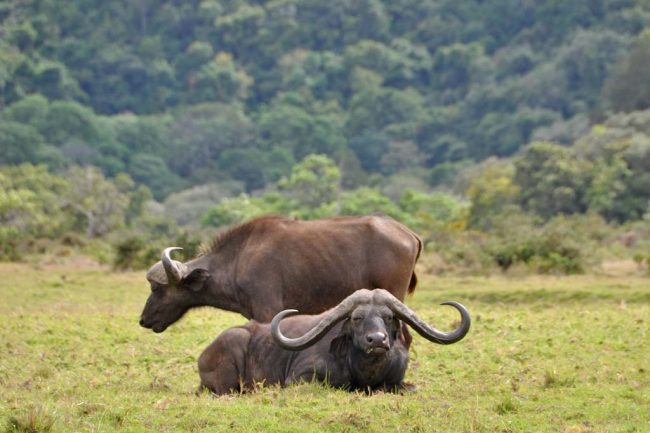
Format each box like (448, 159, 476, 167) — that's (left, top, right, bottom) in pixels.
(375, 291, 470, 345)
(271, 289, 374, 351)
(161, 247, 183, 284)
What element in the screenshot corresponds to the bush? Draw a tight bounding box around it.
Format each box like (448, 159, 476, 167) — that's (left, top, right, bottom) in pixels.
(484, 213, 610, 274)
(112, 231, 203, 271)
(0, 233, 23, 261)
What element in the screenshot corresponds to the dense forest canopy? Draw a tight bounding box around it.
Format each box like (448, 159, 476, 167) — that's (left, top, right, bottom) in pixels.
(1, 0, 650, 271)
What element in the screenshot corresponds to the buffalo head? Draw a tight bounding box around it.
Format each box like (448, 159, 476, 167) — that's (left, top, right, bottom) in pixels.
(271, 289, 470, 355)
(139, 247, 211, 333)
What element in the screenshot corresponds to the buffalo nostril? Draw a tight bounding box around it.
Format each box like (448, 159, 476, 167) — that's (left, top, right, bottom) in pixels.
(139, 318, 145, 326)
(366, 332, 387, 344)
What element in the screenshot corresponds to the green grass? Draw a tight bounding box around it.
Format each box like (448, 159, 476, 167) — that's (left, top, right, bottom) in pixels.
(0, 262, 648, 432)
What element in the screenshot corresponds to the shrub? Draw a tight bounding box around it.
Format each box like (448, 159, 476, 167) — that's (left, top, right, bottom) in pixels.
(484, 213, 607, 274)
(112, 231, 202, 271)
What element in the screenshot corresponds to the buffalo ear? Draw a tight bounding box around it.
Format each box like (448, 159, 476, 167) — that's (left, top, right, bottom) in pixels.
(329, 321, 350, 358)
(397, 321, 413, 350)
(392, 319, 402, 341)
(180, 268, 211, 292)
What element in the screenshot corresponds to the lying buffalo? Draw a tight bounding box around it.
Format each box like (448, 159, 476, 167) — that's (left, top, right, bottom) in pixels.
(198, 289, 470, 394)
(139, 215, 421, 332)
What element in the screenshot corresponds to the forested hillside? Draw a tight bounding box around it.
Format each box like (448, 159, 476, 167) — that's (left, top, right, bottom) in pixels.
(1, 0, 650, 272)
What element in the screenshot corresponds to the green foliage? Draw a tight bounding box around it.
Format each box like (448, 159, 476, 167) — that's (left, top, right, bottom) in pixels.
(278, 154, 341, 208)
(111, 114, 171, 155)
(42, 100, 102, 146)
(0, 121, 43, 164)
(166, 103, 256, 181)
(202, 193, 289, 227)
(339, 187, 406, 220)
(399, 188, 468, 232)
(188, 52, 252, 104)
(0, 164, 69, 259)
(514, 142, 592, 219)
(202, 153, 471, 238)
(218, 148, 267, 192)
(3, 93, 49, 126)
(258, 94, 346, 160)
(603, 31, 650, 112)
(1, 0, 650, 266)
(128, 153, 185, 200)
(0, 187, 40, 260)
(585, 153, 632, 216)
(112, 229, 202, 271)
(346, 80, 425, 139)
(63, 166, 131, 238)
(487, 213, 611, 274)
(573, 110, 650, 221)
(163, 181, 245, 227)
(465, 158, 520, 229)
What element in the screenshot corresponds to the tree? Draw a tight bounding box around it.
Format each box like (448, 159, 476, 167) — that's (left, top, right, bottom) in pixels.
(603, 32, 650, 112)
(128, 153, 185, 200)
(112, 114, 171, 155)
(218, 148, 267, 192)
(554, 29, 629, 110)
(214, 5, 266, 61)
(431, 43, 488, 101)
(339, 187, 406, 220)
(464, 158, 520, 229)
(379, 140, 425, 175)
(175, 41, 214, 80)
(188, 52, 253, 103)
(585, 154, 632, 219)
(0, 185, 40, 259)
(399, 188, 469, 232)
(42, 101, 102, 146)
(164, 181, 245, 227)
(0, 164, 70, 258)
(258, 94, 346, 159)
(346, 78, 425, 137)
(166, 103, 256, 180)
(474, 109, 559, 158)
(572, 110, 650, 221)
(63, 166, 130, 238)
(3, 93, 49, 127)
(514, 142, 592, 219)
(0, 121, 43, 164)
(31, 60, 85, 101)
(348, 131, 390, 172)
(276, 50, 346, 100)
(343, 39, 425, 87)
(202, 192, 290, 227)
(278, 154, 340, 209)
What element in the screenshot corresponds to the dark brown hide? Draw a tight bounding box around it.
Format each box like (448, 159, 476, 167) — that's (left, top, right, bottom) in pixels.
(139, 215, 422, 332)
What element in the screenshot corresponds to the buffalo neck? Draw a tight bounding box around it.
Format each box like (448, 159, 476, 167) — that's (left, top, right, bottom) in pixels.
(190, 253, 249, 318)
(347, 347, 397, 388)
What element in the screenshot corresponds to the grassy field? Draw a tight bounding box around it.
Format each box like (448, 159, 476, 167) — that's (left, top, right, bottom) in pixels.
(0, 261, 648, 433)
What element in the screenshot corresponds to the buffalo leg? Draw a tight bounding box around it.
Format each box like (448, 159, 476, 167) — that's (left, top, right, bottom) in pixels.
(198, 327, 251, 395)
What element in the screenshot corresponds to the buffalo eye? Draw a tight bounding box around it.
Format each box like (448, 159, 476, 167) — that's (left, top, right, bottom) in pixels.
(151, 283, 162, 294)
(351, 315, 364, 324)
(383, 314, 394, 323)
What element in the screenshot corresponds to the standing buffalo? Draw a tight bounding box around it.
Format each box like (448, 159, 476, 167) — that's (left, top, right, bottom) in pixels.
(198, 289, 470, 394)
(139, 215, 421, 332)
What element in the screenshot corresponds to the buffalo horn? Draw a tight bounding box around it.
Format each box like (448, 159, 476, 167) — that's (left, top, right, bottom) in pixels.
(375, 290, 470, 345)
(271, 289, 374, 351)
(161, 247, 184, 284)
